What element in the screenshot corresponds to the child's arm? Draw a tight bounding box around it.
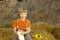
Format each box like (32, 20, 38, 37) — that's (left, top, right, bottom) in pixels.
(13, 27, 17, 34)
(13, 27, 19, 37)
(24, 28, 31, 34)
(22, 20, 32, 35)
(12, 20, 17, 34)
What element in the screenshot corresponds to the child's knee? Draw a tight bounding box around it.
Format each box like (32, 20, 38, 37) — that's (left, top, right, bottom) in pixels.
(24, 34, 32, 40)
(14, 35, 19, 40)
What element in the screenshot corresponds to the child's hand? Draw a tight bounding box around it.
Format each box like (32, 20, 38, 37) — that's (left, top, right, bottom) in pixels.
(15, 33, 19, 37)
(21, 31, 25, 35)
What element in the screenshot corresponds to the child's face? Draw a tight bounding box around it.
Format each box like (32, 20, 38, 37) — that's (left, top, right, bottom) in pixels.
(20, 13, 27, 19)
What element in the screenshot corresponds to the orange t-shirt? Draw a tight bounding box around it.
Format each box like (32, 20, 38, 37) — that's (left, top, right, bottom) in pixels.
(12, 19, 32, 30)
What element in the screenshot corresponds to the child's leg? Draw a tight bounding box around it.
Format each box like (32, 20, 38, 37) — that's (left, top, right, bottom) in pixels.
(24, 34, 32, 40)
(14, 35, 19, 40)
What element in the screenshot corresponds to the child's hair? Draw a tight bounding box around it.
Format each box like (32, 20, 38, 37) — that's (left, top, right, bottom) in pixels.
(18, 8, 27, 14)
(18, 8, 28, 18)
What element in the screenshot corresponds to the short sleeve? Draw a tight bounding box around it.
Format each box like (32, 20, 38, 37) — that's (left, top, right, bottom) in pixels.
(12, 20, 17, 28)
(28, 20, 32, 28)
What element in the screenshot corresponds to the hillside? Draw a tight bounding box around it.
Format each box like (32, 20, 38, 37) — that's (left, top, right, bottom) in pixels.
(0, 0, 60, 26)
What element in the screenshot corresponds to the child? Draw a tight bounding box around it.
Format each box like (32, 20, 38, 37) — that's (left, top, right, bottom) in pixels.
(12, 8, 32, 40)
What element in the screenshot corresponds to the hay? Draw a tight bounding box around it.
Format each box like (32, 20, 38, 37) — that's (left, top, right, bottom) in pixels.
(52, 23, 60, 40)
(31, 22, 56, 40)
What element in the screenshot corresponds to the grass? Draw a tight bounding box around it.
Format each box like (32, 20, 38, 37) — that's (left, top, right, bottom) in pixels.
(0, 28, 14, 40)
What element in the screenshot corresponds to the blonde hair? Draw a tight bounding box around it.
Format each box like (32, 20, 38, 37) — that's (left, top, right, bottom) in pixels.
(18, 8, 27, 14)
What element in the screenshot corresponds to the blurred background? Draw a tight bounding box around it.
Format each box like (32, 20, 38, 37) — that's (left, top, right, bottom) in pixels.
(0, 0, 60, 40)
